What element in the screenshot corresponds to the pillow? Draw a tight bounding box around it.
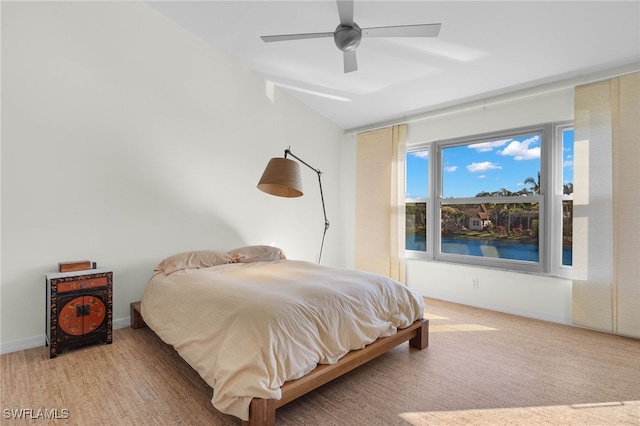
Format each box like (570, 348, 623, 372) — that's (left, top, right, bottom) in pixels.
(155, 250, 235, 275)
(228, 245, 286, 263)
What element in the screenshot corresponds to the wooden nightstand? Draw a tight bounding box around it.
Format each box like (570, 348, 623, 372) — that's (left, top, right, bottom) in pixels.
(46, 269, 113, 358)
(130, 301, 147, 329)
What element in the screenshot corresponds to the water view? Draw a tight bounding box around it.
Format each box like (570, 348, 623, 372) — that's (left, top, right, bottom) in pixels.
(406, 236, 572, 265)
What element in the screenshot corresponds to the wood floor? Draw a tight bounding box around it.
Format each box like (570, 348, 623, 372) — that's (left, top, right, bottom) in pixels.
(1, 297, 639, 425)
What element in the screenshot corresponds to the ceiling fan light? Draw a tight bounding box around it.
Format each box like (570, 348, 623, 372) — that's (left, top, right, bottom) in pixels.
(334, 23, 362, 52)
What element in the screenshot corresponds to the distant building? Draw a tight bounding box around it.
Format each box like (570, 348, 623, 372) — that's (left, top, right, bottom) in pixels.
(465, 204, 491, 231)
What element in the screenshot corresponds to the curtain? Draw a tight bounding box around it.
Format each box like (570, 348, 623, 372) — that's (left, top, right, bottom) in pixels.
(355, 125, 407, 283)
(572, 72, 639, 338)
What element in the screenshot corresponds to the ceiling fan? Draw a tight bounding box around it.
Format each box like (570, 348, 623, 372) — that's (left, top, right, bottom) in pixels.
(260, 0, 441, 73)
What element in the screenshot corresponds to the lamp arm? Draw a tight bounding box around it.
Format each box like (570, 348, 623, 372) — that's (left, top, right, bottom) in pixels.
(284, 148, 320, 174)
(285, 148, 331, 263)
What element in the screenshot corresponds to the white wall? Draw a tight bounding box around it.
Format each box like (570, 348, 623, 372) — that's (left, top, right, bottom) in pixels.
(1, 2, 344, 352)
(407, 262, 572, 324)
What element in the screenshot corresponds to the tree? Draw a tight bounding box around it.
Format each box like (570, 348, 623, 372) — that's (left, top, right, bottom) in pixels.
(524, 171, 541, 195)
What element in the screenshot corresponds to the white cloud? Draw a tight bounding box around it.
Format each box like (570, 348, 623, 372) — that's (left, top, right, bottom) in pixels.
(468, 140, 510, 152)
(498, 136, 540, 160)
(444, 166, 457, 172)
(410, 151, 429, 159)
(467, 161, 502, 173)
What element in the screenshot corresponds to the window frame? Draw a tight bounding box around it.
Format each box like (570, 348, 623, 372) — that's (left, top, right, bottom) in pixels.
(405, 122, 572, 277)
(405, 142, 435, 259)
(552, 122, 574, 278)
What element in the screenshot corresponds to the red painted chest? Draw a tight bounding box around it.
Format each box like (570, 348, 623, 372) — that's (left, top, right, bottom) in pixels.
(46, 269, 113, 358)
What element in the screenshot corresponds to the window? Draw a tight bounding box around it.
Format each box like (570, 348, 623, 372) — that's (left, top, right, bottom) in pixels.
(406, 150, 428, 252)
(406, 123, 572, 276)
(559, 126, 574, 268)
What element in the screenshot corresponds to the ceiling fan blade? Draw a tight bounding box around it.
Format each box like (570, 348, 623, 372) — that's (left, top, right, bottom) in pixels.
(343, 50, 357, 73)
(261, 32, 334, 43)
(362, 23, 441, 38)
(336, 0, 354, 26)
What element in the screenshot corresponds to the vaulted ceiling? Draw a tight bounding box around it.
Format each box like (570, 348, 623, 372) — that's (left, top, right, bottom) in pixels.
(147, 1, 640, 130)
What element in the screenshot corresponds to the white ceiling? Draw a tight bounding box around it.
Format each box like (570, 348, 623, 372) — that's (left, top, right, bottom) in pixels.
(146, 1, 640, 130)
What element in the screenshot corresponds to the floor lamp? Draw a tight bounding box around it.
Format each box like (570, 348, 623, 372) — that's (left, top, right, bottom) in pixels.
(257, 148, 330, 263)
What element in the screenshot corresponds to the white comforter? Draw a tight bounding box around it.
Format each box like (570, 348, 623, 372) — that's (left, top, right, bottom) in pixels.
(141, 260, 424, 420)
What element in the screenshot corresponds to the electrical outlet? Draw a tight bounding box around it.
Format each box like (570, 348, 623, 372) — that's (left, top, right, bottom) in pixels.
(472, 277, 479, 288)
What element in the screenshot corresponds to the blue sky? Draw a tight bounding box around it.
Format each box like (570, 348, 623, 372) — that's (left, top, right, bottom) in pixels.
(406, 129, 574, 199)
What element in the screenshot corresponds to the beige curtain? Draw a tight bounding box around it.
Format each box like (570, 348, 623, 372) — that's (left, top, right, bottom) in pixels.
(355, 125, 407, 283)
(572, 71, 639, 338)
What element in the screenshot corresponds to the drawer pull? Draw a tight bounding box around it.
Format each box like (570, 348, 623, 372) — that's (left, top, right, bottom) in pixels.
(76, 305, 91, 317)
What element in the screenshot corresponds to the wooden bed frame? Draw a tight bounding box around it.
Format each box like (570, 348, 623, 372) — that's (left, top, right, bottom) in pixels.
(131, 302, 429, 426)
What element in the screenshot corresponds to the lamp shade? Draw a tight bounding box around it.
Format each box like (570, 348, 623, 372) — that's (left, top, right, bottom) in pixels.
(257, 157, 304, 198)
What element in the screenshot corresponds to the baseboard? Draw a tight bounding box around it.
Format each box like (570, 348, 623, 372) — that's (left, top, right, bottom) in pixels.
(423, 292, 572, 326)
(0, 335, 46, 355)
(112, 317, 130, 330)
(0, 317, 131, 355)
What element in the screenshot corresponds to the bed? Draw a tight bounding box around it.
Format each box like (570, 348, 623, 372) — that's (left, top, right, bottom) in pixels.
(140, 246, 428, 425)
